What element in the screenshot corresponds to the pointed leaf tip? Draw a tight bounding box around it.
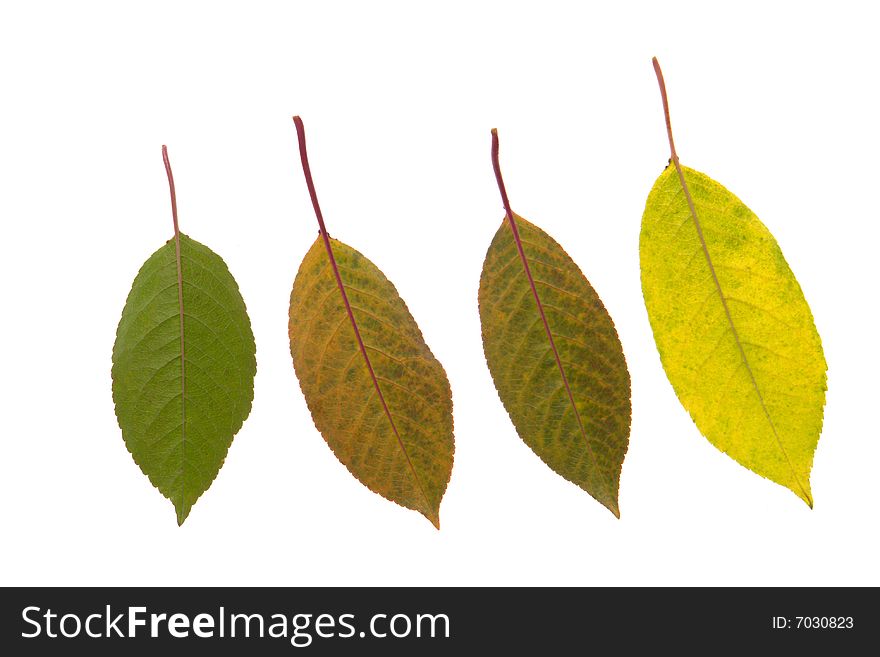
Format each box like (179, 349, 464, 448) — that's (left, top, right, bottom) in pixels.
(427, 510, 441, 530)
(800, 486, 814, 509)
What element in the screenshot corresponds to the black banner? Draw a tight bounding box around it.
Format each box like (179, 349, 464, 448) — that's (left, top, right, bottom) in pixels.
(0, 587, 872, 653)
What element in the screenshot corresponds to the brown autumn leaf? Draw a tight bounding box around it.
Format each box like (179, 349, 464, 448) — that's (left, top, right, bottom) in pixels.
(288, 117, 454, 528)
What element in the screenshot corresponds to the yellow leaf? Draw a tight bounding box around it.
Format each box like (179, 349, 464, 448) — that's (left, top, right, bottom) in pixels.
(641, 59, 827, 506)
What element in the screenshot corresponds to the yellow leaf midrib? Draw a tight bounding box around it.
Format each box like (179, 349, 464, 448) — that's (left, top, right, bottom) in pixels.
(670, 166, 812, 506)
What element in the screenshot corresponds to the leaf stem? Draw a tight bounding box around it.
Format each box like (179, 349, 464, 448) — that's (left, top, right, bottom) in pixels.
(292, 116, 331, 239)
(162, 144, 188, 524)
(490, 129, 617, 517)
(652, 57, 679, 164)
(162, 145, 181, 238)
(291, 117, 438, 527)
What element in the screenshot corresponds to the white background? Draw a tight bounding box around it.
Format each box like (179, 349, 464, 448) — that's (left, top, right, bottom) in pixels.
(1, 1, 877, 586)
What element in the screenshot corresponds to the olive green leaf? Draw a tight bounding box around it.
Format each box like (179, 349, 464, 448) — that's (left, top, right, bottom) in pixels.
(478, 129, 631, 517)
(111, 147, 256, 525)
(288, 117, 453, 528)
(641, 59, 827, 506)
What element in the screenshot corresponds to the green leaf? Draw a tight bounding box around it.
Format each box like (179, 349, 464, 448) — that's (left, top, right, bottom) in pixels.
(478, 130, 632, 517)
(111, 148, 256, 525)
(640, 59, 827, 506)
(288, 117, 454, 528)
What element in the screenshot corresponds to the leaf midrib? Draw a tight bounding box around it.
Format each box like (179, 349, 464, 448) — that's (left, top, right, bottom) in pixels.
(320, 238, 435, 521)
(669, 165, 812, 506)
(173, 234, 187, 520)
(504, 217, 616, 513)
